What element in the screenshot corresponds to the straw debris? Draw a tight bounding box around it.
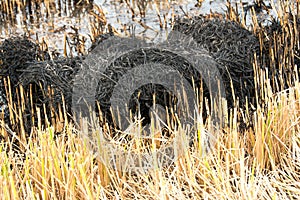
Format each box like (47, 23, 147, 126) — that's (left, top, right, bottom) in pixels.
(0, 37, 81, 134)
(173, 16, 260, 109)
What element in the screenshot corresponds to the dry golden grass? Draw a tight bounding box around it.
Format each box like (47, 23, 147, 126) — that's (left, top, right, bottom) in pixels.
(1, 83, 300, 199)
(1, 0, 300, 199)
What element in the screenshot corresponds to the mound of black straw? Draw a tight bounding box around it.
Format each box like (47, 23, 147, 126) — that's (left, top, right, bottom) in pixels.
(0, 37, 48, 127)
(0, 17, 262, 136)
(173, 17, 260, 109)
(0, 37, 80, 135)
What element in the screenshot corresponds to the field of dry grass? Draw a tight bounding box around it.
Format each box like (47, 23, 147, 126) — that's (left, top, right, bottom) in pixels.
(1, 84, 300, 199)
(0, 0, 300, 199)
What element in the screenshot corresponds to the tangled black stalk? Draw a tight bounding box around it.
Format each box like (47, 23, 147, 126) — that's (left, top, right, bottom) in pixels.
(95, 47, 210, 131)
(0, 37, 49, 83)
(0, 37, 81, 135)
(173, 17, 260, 109)
(0, 37, 48, 128)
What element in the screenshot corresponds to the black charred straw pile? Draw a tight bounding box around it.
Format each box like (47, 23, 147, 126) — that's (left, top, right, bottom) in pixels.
(95, 47, 211, 130)
(18, 57, 81, 108)
(3, 15, 293, 136)
(0, 37, 81, 135)
(0, 37, 49, 128)
(0, 37, 49, 82)
(0, 17, 261, 136)
(173, 17, 260, 109)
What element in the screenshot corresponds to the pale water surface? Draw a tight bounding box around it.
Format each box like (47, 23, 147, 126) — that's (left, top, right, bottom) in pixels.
(0, 0, 276, 54)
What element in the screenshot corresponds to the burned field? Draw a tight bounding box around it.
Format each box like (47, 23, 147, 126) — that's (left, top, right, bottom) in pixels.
(0, 37, 81, 136)
(0, 12, 298, 139)
(0, 12, 298, 137)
